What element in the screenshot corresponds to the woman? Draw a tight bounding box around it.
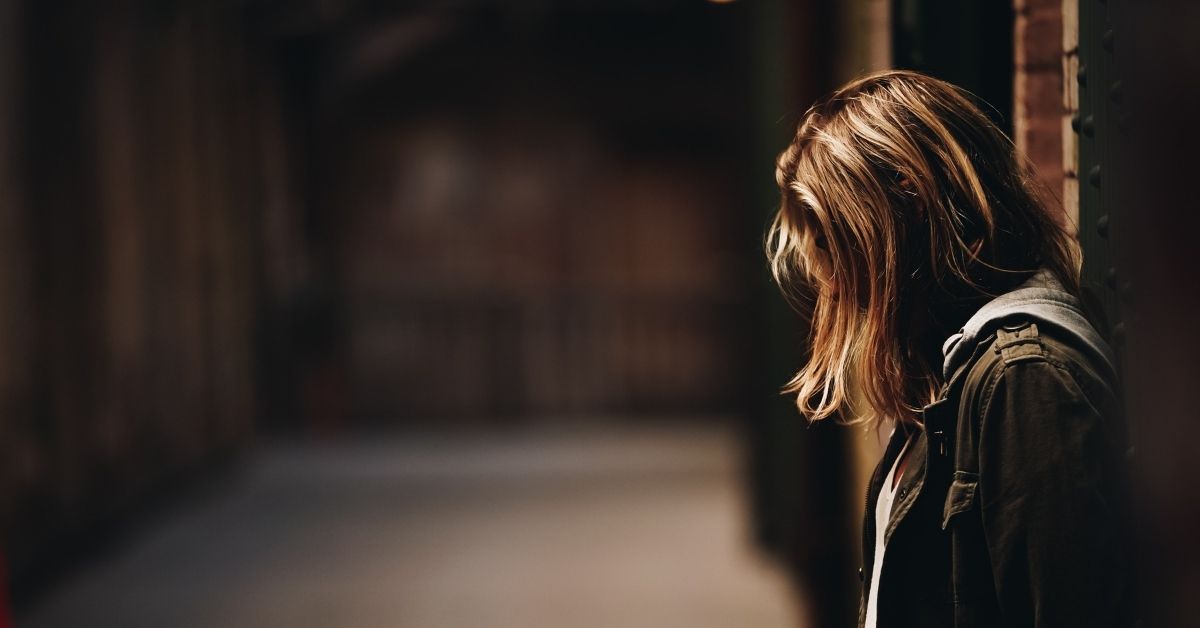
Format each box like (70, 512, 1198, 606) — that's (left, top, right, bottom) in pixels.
(766, 70, 1136, 627)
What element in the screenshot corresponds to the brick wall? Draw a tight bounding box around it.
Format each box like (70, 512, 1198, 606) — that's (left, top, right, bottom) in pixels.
(1061, 0, 1080, 228)
(1014, 0, 1075, 227)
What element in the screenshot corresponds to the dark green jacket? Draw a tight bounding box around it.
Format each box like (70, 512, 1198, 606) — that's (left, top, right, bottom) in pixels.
(858, 274, 1137, 627)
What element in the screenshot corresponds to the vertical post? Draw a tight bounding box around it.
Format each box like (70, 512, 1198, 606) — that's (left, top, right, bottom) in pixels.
(747, 1, 859, 625)
(1075, 0, 1122, 333)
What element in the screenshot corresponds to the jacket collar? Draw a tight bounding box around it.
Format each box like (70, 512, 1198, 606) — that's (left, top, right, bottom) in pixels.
(940, 268, 1116, 382)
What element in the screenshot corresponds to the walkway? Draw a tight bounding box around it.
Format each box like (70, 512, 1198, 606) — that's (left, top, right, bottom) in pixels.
(20, 424, 803, 628)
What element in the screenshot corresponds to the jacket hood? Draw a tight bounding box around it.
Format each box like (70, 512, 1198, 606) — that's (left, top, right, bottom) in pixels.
(940, 268, 1116, 382)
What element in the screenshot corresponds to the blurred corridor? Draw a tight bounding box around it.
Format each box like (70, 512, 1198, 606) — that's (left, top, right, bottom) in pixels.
(18, 424, 800, 628)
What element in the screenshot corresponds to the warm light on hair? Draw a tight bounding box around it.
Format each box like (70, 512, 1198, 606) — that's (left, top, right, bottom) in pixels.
(766, 69, 1081, 429)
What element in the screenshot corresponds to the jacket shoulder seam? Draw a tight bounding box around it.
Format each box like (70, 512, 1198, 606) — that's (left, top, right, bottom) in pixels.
(968, 337, 1014, 424)
(980, 350, 1106, 423)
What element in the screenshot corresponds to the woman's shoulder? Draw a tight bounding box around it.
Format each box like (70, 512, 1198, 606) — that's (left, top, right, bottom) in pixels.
(958, 317, 1120, 419)
(955, 319, 1123, 422)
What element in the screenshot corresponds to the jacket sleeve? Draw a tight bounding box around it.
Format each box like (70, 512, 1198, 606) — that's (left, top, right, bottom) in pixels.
(976, 357, 1133, 627)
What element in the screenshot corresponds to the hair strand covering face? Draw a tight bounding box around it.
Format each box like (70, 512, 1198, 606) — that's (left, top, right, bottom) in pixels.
(765, 69, 1082, 430)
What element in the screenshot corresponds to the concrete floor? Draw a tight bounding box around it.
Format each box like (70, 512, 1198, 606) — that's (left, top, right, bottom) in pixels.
(19, 424, 804, 628)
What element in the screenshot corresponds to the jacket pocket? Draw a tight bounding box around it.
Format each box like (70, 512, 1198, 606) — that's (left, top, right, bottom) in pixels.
(941, 470, 979, 530)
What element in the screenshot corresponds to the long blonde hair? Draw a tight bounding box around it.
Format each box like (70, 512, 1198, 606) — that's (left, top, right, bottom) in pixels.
(766, 69, 1081, 429)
